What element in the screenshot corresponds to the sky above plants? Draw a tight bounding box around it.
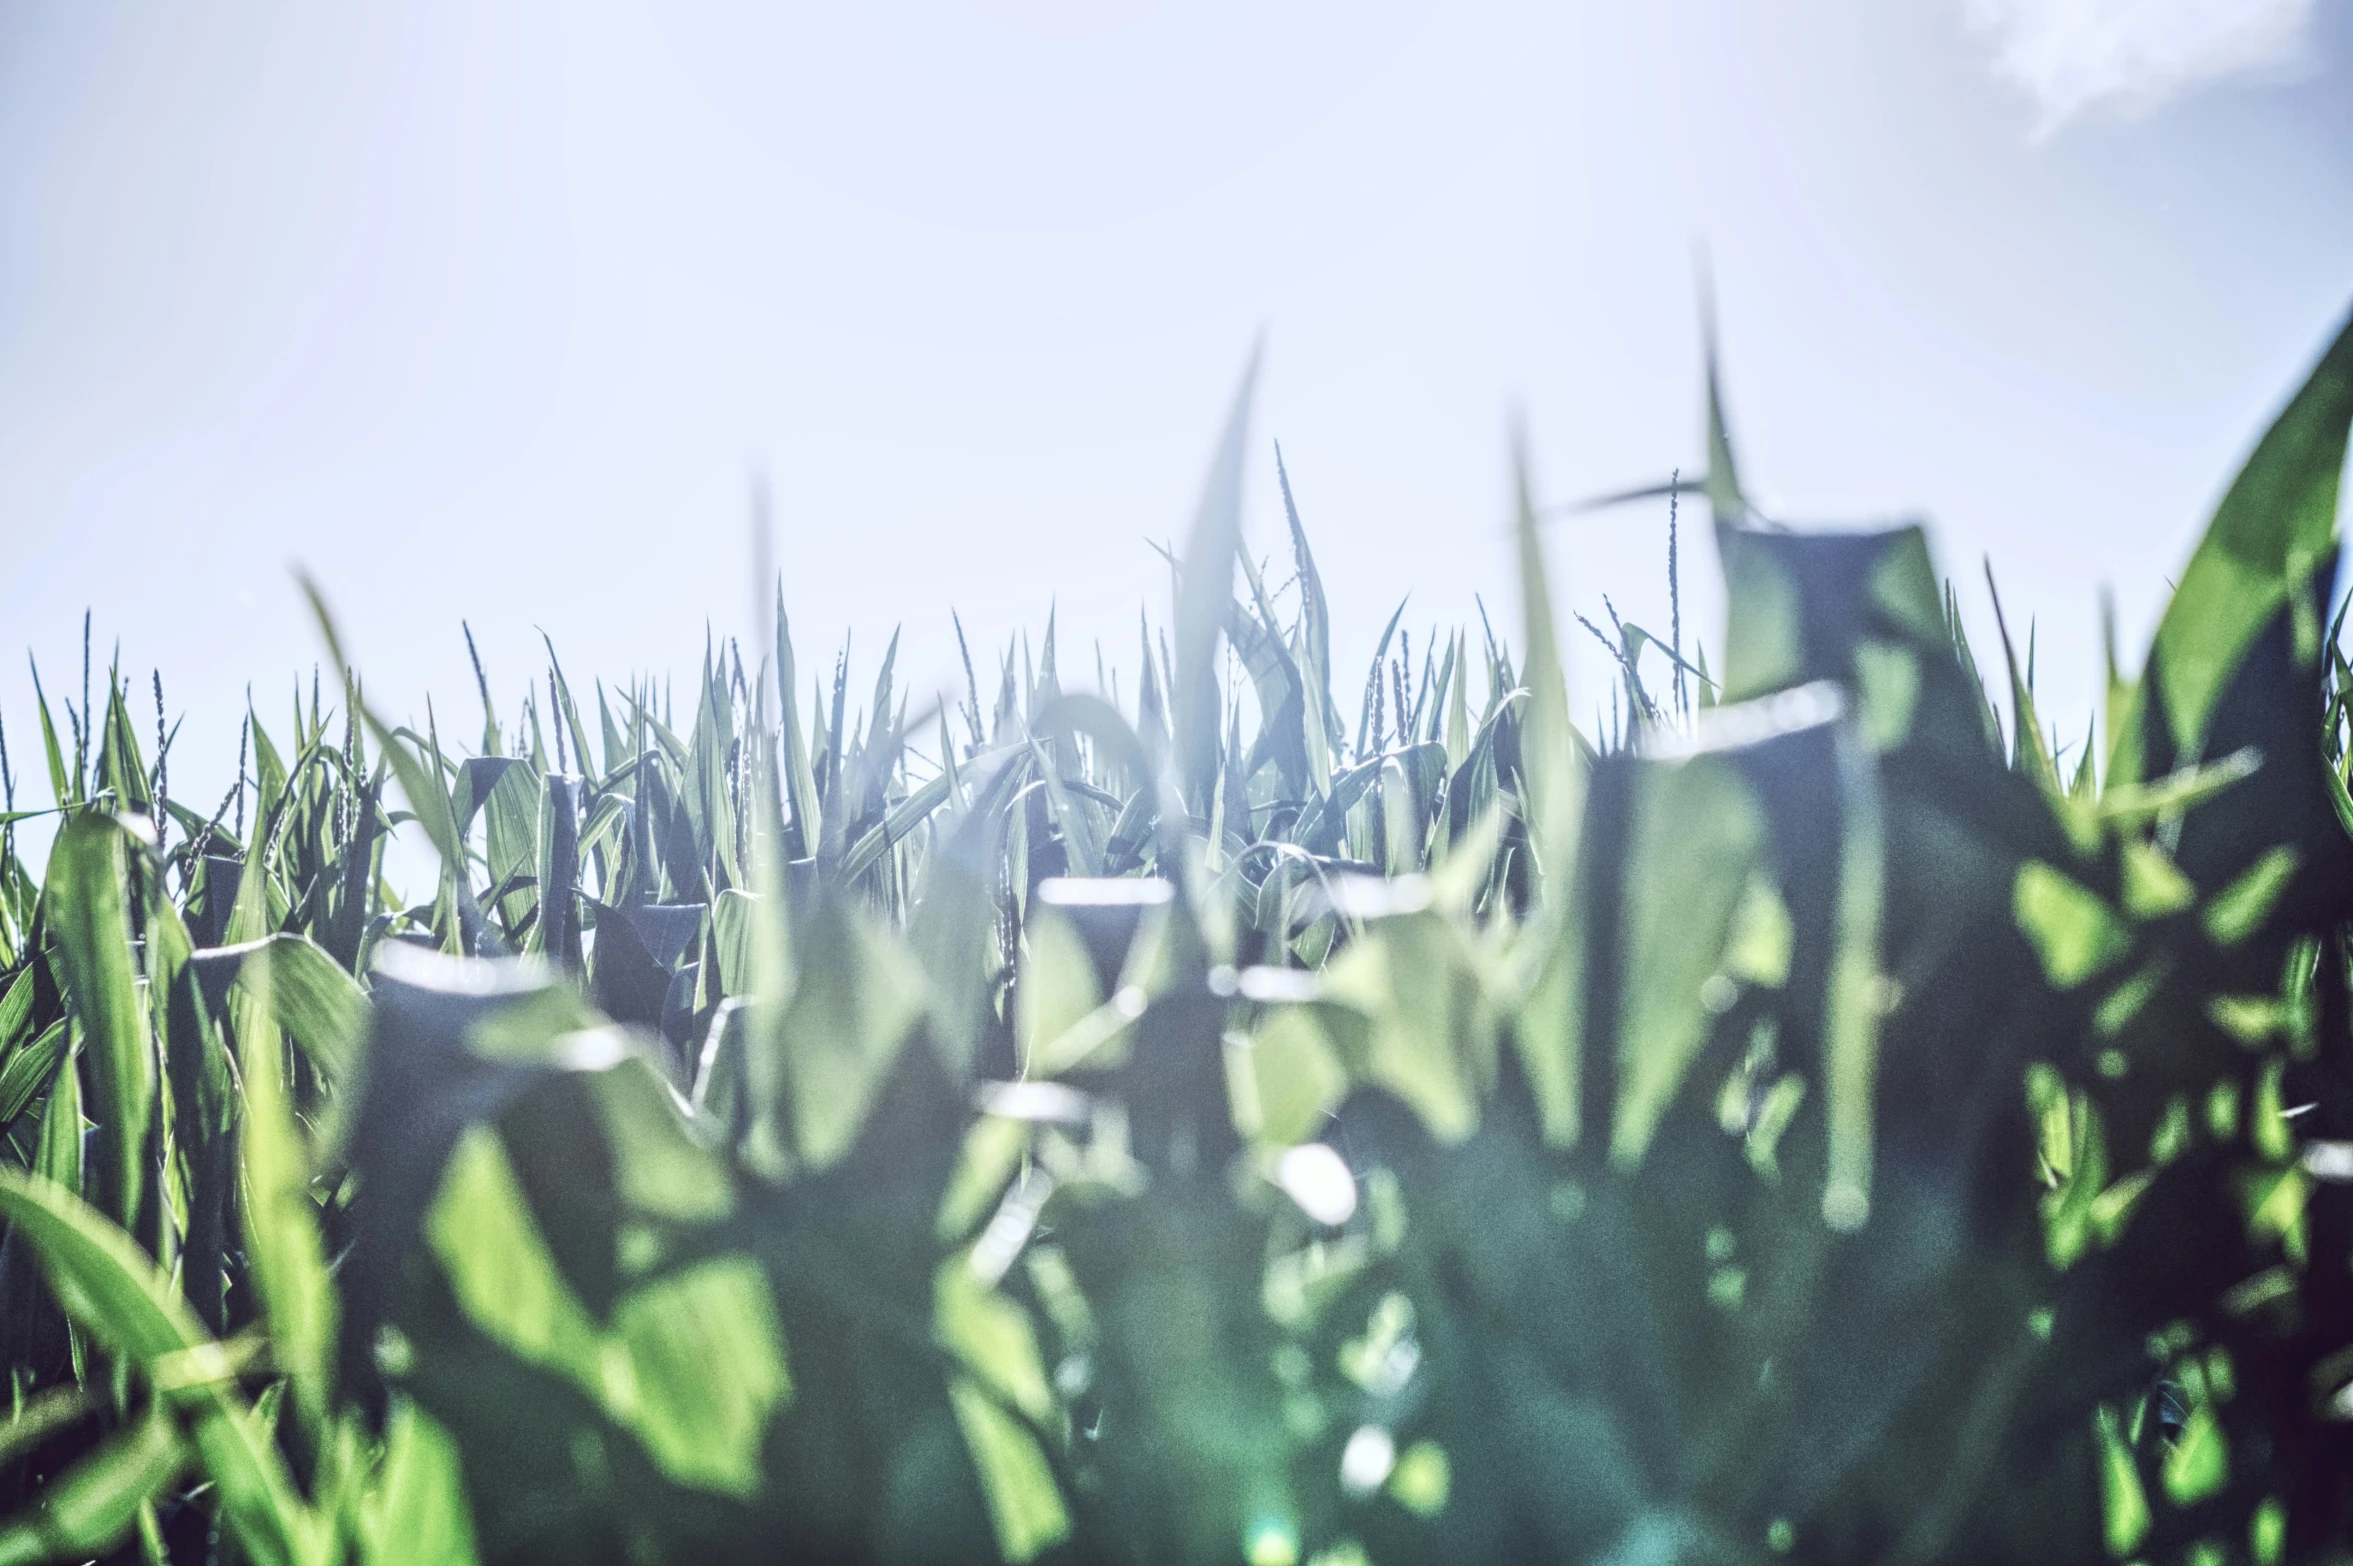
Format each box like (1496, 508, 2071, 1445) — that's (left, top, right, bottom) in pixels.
(0, 0, 2346, 793)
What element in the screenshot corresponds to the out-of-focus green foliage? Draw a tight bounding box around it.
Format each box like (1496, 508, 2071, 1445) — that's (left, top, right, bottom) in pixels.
(1, 312, 2352, 1564)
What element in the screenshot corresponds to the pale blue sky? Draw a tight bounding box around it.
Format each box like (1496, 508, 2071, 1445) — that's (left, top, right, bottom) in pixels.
(0, 0, 2347, 806)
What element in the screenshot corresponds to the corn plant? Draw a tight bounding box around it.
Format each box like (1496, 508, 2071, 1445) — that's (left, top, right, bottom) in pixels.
(0, 308, 2349, 1565)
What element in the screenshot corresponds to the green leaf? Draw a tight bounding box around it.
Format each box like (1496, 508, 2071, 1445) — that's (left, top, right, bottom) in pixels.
(481, 759, 542, 931)
(685, 658, 741, 892)
(1275, 444, 1340, 790)
(26, 661, 70, 807)
(1700, 277, 1749, 525)
(2147, 308, 2353, 760)
(0, 1169, 316, 1566)
(1513, 434, 1582, 883)
(906, 752, 1028, 1080)
(1715, 530, 1805, 703)
(301, 576, 466, 873)
(425, 1127, 787, 1497)
(774, 897, 928, 1171)
(233, 941, 340, 1436)
(1321, 913, 1488, 1144)
(198, 932, 370, 1086)
(936, 1254, 1055, 1424)
(539, 632, 597, 787)
(1985, 567, 2060, 789)
(607, 1257, 791, 1498)
(251, 714, 288, 833)
(2251, 1497, 2287, 1566)
(1018, 902, 1104, 1078)
(1610, 753, 1765, 1166)
(0, 1401, 185, 1566)
(2204, 845, 2299, 947)
(947, 1378, 1070, 1564)
(936, 1114, 1030, 1245)
(426, 1125, 606, 1379)
(33, 1037, 83, 1193)
(98, 680, 150, 814)
(1173, 344, 1262, 816)
(2119, 840, 2195, 920)
(0, 1169, 199, 1365)
(2015, 861, 2130, 989)
(2162, 1399, 2229, 1505)
(0, 1019, 67, 1129)
(841, 770, 955, 884)
(45, 814, 155, 1233)
(1511, 914, 1584, 1151)
(2095, 1405, 2151, 1558)
(358, 1400, 480, 1566)
(709, 887, 760, 998)
(1242, 1006, 1348, 1148)
(0, 968, 34, 1053)
(1820, 721, 1890, 1232)
(0, 1387, 95, 1475)
(590, 1057, 733, 1224)
(778, 594, 824, 857)
(527, 771, 581, 966)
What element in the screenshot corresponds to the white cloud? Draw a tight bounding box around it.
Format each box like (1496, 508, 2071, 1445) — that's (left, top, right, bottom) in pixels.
(1968, 0, 2319, 132)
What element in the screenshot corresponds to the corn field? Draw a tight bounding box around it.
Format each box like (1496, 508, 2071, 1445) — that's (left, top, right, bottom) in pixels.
(0, 308, 2351, 1565)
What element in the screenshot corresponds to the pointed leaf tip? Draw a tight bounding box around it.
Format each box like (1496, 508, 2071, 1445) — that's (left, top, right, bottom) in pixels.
(1173, 345, 1264, 815)
(1697, 267, 1748, 524)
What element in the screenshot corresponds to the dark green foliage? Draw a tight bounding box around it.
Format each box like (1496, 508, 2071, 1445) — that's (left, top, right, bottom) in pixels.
(1, 311, 2352, 1565)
